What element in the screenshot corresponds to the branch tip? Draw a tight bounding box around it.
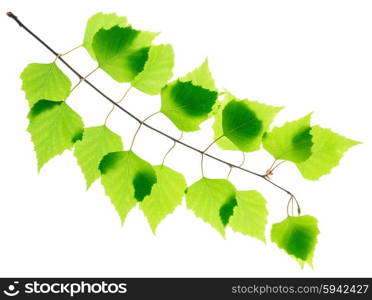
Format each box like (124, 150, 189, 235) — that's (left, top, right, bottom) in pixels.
(6, 11, 22, 26)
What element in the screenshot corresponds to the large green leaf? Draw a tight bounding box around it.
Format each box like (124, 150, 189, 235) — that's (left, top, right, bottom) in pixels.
(83, 12, 128, 60)
(229, 190, 268, 242)
(92, 26, 158, 82)
(99, 151, 157, 223)
(160, 60, 218, 131)
(21, 63, 72, 108)
(263, 114, 313, 163)
(132, 44, 174, 95)
(296, 126, 360, 180)
(180, 59, 216, 91)
(140, 165, 186, 233)
(213, 93, 282, 151)
(161, 80, 218, 131)
(271, 215, 320, 266)
(74, 126, 123, 189)
(27, 100, 84, 171)
(185, 178, 236, 236)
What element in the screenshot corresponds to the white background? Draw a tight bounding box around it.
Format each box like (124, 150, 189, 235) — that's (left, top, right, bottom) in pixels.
(0, 0, 371, 277)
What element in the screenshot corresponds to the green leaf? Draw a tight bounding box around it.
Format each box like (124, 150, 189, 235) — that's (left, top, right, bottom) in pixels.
(74, 126, 123, 189)
(140, 165, 186, 233)
(83, 12, 128, 60)
(99, 151, 157, 223)
(180, 59, 216, 91)
(185, 178, 236, 236)
(161, 80, 218, 131)
(214, 93, 282, 151)
(271, 215, 320, 266)
(229, 190, 268, 242)
(131, 44, 174, 95)
(263, 114, 313, 163)
(27, 100, 84, 171)
(213, 93, 282, 151)
(92, 26, 158, 82)
(21, 63, 72, 108)
(296, 126, 360, 180)
(160, 61, 218, 131)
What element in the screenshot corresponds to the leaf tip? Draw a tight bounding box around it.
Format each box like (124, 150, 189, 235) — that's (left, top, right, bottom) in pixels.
(85, 181, 93, 191)
(150, 226, 158, 235)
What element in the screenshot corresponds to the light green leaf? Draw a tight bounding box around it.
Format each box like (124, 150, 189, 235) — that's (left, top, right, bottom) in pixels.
(21, 63, 72, 107)
(140, 165, 186, 233)
(27, 100, 84, 171)
(99, 151, 157, 223)
(296, 126, 360, 180)
(229, 190, 268, 242)
(132, 44, 174, 95)
(271, 215, 320, 266)
(180, 59, 216, 91)
(83, 12, 128, 60)
(185, 178, 236, 236)
(160, 80, 218, 131)
(93, 26, 158, 82)
(74, 126, 123, 189)
(213, 92, 282, 151)
(263, 114, 313, 163)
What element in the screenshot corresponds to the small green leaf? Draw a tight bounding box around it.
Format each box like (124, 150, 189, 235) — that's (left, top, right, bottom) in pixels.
(296, 126, 360, 180)
(161, 80, 218, 131)
(132, 44, 174, 95)
(140, 165, 186, 233)
(99, 151, 157, 223)
(27, 100, 84, 171)
(185, 178, 236, 236)
(263, 114, 313, 163)
(83, 12, 128, 60)
(180, 59, 216, 91)
(21, 63, 72, 108)
(93, 26, 158, 82)
(271, 215, 320, 266)
(214, 92, 282, 151)
(74, 126, 123, 189)
(229, 190, 268, 242)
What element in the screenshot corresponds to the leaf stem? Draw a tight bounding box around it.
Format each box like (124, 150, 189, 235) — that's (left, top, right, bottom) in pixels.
(66, 66, 99, 101)
(161, 131, 183, 166)
(227, 152, 245, 179)
(287, 195, 301, 217)
(129, 111, 160, 151)
(200, 135, 224, 177)
(265, 159, 286, 178)
(59, 44, 83, 57)
(267, 159, 278, 174)
(270, 160, 286, 173)
(104, 85, 132, 125)
(8, 12, 299, 205)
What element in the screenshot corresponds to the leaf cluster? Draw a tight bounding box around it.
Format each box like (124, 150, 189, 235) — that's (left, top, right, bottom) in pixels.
(19, 12, 360, 266)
